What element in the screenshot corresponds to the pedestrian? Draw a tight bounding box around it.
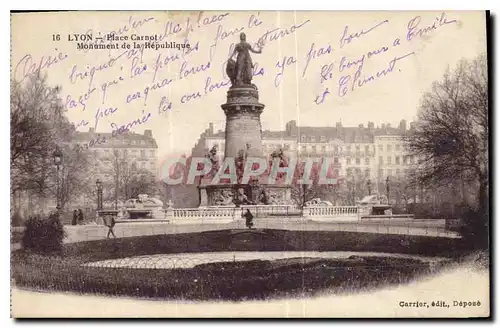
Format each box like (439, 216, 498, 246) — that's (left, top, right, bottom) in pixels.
(78, 208, 84, 224)
(106, 215, 116, 238)
(72, 210, 78, 226)
(243, 209, 254, 229)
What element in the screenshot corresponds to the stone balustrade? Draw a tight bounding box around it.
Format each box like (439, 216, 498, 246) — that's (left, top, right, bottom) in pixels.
(238, 205, 302, 218)
(303, 205, 360, 222)
(169, 207, 237, 224)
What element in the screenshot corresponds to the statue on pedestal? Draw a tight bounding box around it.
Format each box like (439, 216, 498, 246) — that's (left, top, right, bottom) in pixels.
(226, 33, 263, 87)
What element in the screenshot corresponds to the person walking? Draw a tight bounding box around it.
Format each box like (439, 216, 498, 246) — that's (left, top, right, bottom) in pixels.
(72, 210, 78, 226)
(243, 209, 254, 229)
(106, 215, 116, 238)
(77, 208, 84, 224)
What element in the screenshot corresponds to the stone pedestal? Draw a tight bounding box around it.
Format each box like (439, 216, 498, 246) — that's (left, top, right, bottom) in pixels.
(199, 85, 292, 207)
(221, 86, 265, 158)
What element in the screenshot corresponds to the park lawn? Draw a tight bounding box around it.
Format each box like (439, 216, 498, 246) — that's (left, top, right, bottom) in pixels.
(11, 229, 466, 301)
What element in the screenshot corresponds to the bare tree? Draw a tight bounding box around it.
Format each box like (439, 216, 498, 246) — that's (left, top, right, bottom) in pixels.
(106, 149, 158, 204)
(11, 73, 78, 214)
(58, 146, 94, 210)
(406, 54, 488, 212)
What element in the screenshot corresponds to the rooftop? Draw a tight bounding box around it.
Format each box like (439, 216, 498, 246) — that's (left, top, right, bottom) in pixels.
(73, 128, 158, 148)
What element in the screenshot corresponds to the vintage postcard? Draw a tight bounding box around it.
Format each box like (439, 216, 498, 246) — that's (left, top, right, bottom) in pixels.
(10, 10, 490, 318)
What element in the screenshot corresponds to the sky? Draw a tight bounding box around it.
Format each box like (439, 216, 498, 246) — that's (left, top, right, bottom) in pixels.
(11, 11, 487, 160)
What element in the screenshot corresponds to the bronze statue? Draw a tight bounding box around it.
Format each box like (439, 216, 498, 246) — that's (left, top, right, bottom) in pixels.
(226, 33, 262, 87)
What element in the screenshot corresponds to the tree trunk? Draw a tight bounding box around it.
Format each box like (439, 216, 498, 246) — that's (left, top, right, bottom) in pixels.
(478, 174, 488, 212)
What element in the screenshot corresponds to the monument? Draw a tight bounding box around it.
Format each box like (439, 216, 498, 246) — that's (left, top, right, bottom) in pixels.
(199, 33, 292, 207)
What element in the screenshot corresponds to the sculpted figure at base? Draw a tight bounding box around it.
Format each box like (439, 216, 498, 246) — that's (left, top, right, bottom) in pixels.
(226, 33, 263, 87)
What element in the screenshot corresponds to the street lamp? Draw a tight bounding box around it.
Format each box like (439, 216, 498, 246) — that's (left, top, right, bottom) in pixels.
(367, 179, 372, 196)
(386, 176, 390, 204)
(351, 175, 355, 205)
(96, 179, 103, 211)
(53, 146, 63, 213)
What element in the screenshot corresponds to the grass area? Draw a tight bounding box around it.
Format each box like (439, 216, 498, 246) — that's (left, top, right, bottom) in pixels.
(12, 229, 466, 301)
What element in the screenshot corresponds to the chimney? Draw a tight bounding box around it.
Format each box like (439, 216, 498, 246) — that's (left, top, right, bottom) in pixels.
(209, 123, 214, 135)
(381, 123, 386, 129)
(286, 120, 297, 136)
(399, 119, 407, 131)
(336, 122, 343, 129)
(358, 123, 364, 128)
(144, 129, 153, 138)
(89, 128, 95, 133)
(368, 122, 374, 130)
(386, 123, 391, 129)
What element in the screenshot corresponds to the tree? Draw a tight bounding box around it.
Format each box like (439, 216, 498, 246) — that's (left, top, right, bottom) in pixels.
(406, 54, 488, 246)
(406, 54, 488, 211)
(106, 149, 159, 204)
(58, 146, 94, 210)
(11, 73, 79, 215)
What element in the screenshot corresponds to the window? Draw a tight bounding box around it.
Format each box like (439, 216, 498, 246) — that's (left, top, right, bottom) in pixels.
(347, 158, 351, 165)
(379, 169, 384, 177)
(333, 169, 339, 176)
(395, 144, 401, 151)
(150, 150, 155, 157)
(378, 145, 383, 151)
(284, 144, 290, 150)
(334, 146, 339, 153)
(347, 145, 351, 151)
(365, 169, 370, 177)
(141, 150, 146, 157)
(301, 135, 306, 142)
(365, 145, 370, 153)
(141, 162, 145, 169)
(355, 157, 360, 165)
(320, 136, 326, 142)
(387, 144, 392, 152)
(312, 145, 317, 153)
(355, 145, 360, 151)
(334, 157, 339, 164)
(403, 156, 407, 164)
(131, 163, 137, 170)
(365, 157, 370, 165)
(379, 156, 383, 164)
(396, 169, 400, 177)
(395, 156, 400, 165)
(310, 136, 316, 142)
(387, 156, 392, 165)
(321, 146, 326, 152)
(387, 169, 392, 176)
(408, 156, 413, 164)
(301, 145, 306, 152)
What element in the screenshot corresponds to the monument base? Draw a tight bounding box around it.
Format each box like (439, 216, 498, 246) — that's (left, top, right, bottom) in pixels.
(198, 183, 293, 207)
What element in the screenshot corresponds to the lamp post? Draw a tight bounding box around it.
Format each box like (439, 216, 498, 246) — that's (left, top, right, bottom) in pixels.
(351, 175, 355, 205)
(386, 176, 390, 204)
(367, 179, 372, 196)
(53, 147, 63, 214)
(96, 179, 103, 211)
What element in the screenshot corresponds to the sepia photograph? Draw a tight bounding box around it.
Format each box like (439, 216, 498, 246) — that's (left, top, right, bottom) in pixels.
(9, 10, 490, 318)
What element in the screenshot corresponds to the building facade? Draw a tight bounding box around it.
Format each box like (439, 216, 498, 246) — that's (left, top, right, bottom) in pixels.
(72, 128, 159, 204)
